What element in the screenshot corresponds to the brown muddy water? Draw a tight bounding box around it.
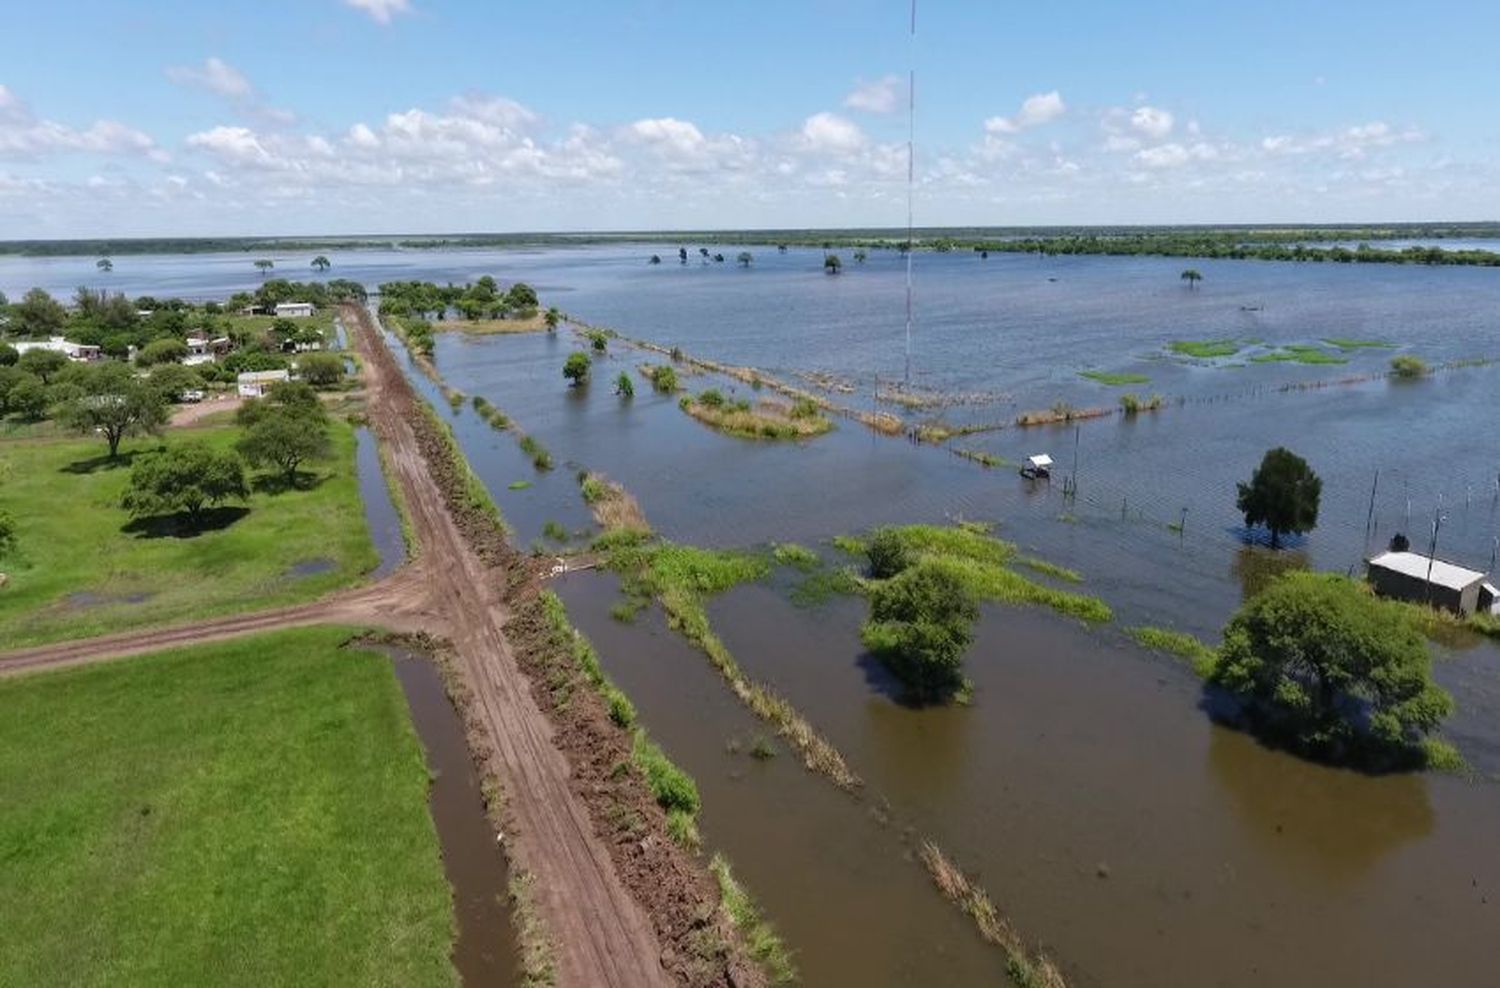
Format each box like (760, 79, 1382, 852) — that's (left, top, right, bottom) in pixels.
(380, 645, 517, 988)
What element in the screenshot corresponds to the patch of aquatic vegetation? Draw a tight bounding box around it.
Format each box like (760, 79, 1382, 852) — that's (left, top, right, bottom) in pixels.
(1079, 370, 1151, 386)
(1169, 339, 1243, 359)
(1250, 344, 1348, 365)
(952, 447, 1013, 468)
(1324, 337, 1395, 351)
(578, 471, 650, 533)
(595, 529, 860, 788)
(679, 389, 833, 440)
(860, 524, 1112, 623)
(1118, 393, 1166, 415)
(1128, 625, 1217, 677)
(788, 566, 863, 607)
(771, 543, 821, 572)
(710, 854, 797, 986)
(918, 841, 1066, 988)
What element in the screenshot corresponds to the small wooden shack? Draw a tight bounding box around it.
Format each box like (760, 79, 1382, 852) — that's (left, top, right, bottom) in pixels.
(1366, 550, 1489, 616)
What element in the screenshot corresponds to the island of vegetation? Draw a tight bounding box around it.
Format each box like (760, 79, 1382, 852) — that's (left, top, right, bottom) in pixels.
(678, 388, 833, 440)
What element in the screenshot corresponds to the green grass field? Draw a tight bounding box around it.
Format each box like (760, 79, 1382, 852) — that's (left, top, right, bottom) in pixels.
(0, 418, 377, 648)
(0, 627, 455, 987)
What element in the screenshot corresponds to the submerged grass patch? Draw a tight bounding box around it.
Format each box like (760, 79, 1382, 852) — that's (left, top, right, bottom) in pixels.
(578, 471, 650, 533)
(1169, 339, 1242, 359)
(771, 542, 821, 571)
(1079, 370, 1151, 386)
(1128, 625, 1218, 677)
(1250, 344, 1348, 366)
(0, 627, 455, 988)
(1323, 337, 1395, 351)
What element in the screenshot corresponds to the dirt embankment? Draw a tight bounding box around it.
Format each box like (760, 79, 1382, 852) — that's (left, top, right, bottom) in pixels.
(349, 304, 768, 987)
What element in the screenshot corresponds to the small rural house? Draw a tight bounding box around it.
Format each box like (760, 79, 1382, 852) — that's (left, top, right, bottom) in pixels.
(184, 332, 232, 366)
(1366, 550, 1493, 616)
(274, 302, 315, 318)
(237, 369, 290, 397)
(12, 336, 102, 362)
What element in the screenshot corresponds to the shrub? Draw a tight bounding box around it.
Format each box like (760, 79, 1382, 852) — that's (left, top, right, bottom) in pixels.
(615, 372, 634, 398)
(866, 528, 914, 578)
(1390, 355, 1429, 379)
(862, 562, 980, 701)
(698, 389, 725, 408)
(789, 397, 821, 419)
(562, 351, 591, 386)
(632, 734, 700, 815)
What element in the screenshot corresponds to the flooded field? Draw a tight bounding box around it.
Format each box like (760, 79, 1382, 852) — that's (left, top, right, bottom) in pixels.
(18, 244, 1497, 986)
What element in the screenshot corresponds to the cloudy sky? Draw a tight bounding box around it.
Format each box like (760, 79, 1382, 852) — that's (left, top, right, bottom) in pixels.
(2, 0, 1497, 238)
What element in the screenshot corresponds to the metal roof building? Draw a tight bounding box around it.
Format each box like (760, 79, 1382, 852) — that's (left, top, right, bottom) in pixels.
(1366, 550, 1493, 616)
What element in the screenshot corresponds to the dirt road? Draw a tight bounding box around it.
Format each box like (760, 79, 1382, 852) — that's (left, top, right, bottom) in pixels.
(1, 305, 671, 987)
(347, 302, 669, 986)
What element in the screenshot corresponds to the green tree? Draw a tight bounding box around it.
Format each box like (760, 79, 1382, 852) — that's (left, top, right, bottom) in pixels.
(1209, 572, 1452, 766)
(824, 253, 843, 275)
(0, 344, 16, 367)
(563, 351, 591, 387)
(135, 338, 188, 367)
(505, 282, 539, 311)
(544, 306, 560, 331)
(7, 375, 49, 421)
(12, 288, 67, 337)
(254, 259, 275, 278)
(853, 249, 868, 264)
(18, 349, 68, 385)
(96, 257, 113, 273)
(121, 443, 248, 527)
(1180, 269, 1203, 289)
(866, 528, 914, 578)
(147, 363, 204, 401)
(1237, 447, 1321, 548)
(861, 561, 980, 701)
(615, 372, 634, 398)
(311, 255, 332, 272)
(588, 330, 608, 353)
(57, 362, 170, 457)
(296, 352, 346, 388)
(236, 397, 331, 486)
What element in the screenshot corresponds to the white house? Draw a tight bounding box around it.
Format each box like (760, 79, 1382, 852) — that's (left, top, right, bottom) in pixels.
(274, 302, 315, 318)
(237, 369, 291, 397)
(12, 336, 102, 362)
(184, 332, 233, 366)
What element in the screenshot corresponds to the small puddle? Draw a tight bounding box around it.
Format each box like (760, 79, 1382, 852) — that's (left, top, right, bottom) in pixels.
(285, 558, 336, 578)
(355, 426, 407, 578)
(65, 590, 154, 609)
(379, 644, 518, 988)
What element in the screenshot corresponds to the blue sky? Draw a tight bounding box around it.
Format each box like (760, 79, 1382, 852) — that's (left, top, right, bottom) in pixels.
(2, 0, 1497, 237)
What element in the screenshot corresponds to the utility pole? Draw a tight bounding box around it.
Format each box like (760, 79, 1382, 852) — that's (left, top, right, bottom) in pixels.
(902, 0, 916, 385)
(1363, 469, 1379, 553)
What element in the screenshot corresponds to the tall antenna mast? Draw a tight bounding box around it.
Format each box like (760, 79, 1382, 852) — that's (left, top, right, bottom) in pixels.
(904, 0, 916, 385)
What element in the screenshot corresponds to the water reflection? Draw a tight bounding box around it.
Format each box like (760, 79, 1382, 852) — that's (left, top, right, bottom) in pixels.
(1230, 545, 1310, 601)
(1205, 727, 1434, 884)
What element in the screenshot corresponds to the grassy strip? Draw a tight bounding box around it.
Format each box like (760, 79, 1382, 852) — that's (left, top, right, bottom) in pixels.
(0, 627, 455, 987)
(469, 393, 552, 470)
(1015, 403, 1115, 428)
(952, 447, 1013, 468)
(1015, 556, 1083, 584)
(471, 394, 510, 430)
(518, 433, 553, 471)
(1128, 625, 1218, 677)
(710, 854, 797, 986)
(508, 871, 557, 988)
(1169, 339, 1243, 359)
(1324, 337, 1394, 351)
(679, 391, 834, 440)
(439, 314, 548, 335)
(919, 841, 1066, 988)
(0, 420, 378, 648)
(1079, 370, 1150, 386)
(375, 431, 419, 561)
(597, 530, 861, 789)
(417, 401, 508, 536)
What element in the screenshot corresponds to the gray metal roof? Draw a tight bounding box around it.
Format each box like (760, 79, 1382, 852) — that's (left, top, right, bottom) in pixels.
(1368, 551, 1485, 591)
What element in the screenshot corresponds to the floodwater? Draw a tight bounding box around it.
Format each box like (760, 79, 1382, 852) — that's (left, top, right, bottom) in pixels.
(354, 425, 407, 579)
(382, 645, 517, 988)
(46, 244, 1500, 986)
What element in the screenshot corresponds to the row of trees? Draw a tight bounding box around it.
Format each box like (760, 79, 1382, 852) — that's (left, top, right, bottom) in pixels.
(378, 277, 538, 321)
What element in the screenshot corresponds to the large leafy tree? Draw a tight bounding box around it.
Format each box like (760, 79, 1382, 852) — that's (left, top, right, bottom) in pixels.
(562, 351, 591, 386)
(0, 344, 18, 367)
(296, 352, 345, 388)
(1209, 571, 1452, 766)
(17, 349, 67, 384)
(121, 443, 248, 527)
(57, 362, 169, 457)
(235, 383, 330, 485)
(12, 288, 67, 337)
(1236, 446, 1321, 548)
(861, 561, 980, 702)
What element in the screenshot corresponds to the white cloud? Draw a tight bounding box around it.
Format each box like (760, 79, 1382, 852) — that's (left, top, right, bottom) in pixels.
(1261, 121, 1423, 159)
(985, 91, 1066, 134)
(844, 75, 902, 114)
(1135, 142, 1220, 168)
(344, 0, 412, 25)
(626, 117, 706, 156)
(0, 85, 161, 160)
(1130, 106, 1174, 139)
(166, 57, 252, 98)
(799, 112, 866, 154)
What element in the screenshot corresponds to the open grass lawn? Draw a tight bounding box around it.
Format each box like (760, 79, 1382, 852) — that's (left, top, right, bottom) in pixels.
(436, 313, 548, 335)
(0, 418, 377, 648)
(0, 627, 455, 987)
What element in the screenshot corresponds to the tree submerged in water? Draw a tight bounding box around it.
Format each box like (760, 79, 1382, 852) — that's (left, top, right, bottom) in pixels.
(862, 561, 979, 703)
(1209, 571, 1453, 768)
(1237, 447, 1320, 549)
